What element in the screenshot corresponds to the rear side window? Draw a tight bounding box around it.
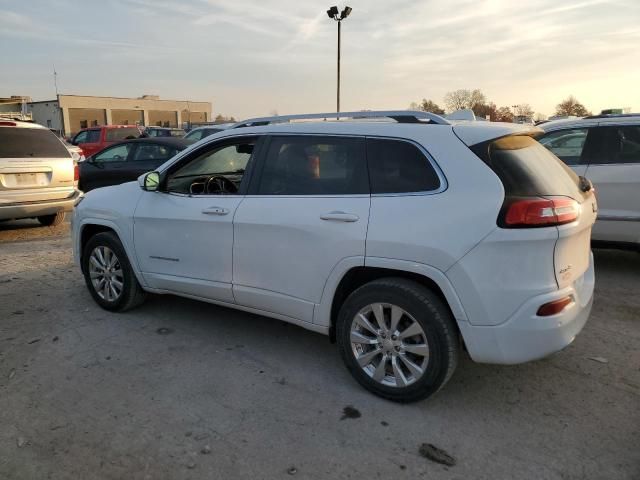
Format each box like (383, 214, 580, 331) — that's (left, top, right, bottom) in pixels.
(367, 138, 441, 193)
(472, 135, 585, 200)
(133, 144, 178, 161)
(584, 126, 640, 165)
(257, 136, 368, 195)
(86, 130, 101, 143)
(0, 128, 70, 158)
(538, 128, 588, 165)
(106, 128, 140, 142)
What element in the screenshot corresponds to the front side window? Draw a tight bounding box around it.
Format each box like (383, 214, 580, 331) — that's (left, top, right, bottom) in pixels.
(133, 144, 178, 162)
(257, 136, 368, 195)
(165, 137, 256, 195)
(73, 130, 89, 144)
(93, 144, 132, 162)
(184, 129, 203, 142)
(367, 138, 441, 194)
(538, 128, 589, 165)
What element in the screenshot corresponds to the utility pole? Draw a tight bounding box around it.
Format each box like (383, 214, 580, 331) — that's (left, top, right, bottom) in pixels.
(327, 6, 352, 115)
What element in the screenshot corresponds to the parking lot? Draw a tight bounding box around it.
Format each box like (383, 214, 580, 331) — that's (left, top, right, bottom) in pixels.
(0, 220, 638, 480)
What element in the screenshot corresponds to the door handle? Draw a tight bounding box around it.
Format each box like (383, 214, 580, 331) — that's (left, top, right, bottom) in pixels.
(202, 206, 230, 215)
(320, 211, 359, 222)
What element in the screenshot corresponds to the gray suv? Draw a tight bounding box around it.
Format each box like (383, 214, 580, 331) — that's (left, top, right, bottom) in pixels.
(539, 114, 640, 250)
(0, 121, 80, 226)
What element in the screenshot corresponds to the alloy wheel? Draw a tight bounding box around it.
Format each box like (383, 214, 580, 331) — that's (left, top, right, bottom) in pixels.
(89, 246, 124, 302)
(350, 303, 430, 387)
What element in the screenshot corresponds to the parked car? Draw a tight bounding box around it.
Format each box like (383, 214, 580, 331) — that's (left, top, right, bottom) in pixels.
(539, 114, 640, 250)
(69, 125, 142, 158)
(73, 110, 597, 402)
(183, 123, 234, 142)
(1, 120, 80, 225)
(143, 127, 185, 138)
(78, 138, 190, 192)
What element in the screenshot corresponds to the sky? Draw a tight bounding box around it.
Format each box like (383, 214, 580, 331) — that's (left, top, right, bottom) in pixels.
(1, 0, 639, 119)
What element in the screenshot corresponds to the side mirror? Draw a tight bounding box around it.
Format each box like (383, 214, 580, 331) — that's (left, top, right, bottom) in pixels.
(139, 171, 160, 191)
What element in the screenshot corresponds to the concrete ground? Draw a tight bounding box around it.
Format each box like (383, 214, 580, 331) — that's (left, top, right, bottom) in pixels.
(0, 219, 638, 480)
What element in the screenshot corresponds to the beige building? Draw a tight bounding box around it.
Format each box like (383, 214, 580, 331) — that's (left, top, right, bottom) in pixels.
(0, 96, 33, 121)
(27, 94, 211, 135)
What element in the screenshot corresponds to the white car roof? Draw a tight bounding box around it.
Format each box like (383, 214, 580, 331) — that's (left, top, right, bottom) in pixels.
(214, 118, 542, 146)
(541, 115, 640, 132)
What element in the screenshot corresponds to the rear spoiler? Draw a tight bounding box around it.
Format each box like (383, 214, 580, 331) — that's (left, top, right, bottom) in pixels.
(453, 123, 544, 147)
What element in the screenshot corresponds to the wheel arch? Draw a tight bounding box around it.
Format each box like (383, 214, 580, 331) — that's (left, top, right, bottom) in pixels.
(77, 220, 146, 287)
(321, 257, 468, 342)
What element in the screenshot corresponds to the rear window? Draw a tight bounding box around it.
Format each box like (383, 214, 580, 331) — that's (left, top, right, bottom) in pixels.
(0, 127, 70, 158)
(106, 128, 140, 142)
(472, 135, 585, 200)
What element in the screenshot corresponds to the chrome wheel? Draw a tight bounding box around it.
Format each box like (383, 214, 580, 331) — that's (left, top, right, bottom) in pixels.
(350, 303, 430, 388)
(89, 246, 124, 302)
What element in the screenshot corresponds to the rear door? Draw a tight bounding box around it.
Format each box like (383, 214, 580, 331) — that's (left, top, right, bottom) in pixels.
(582, 124, 640, 243)
(233, 135, 370, 323)
(0, 126, 75, 204)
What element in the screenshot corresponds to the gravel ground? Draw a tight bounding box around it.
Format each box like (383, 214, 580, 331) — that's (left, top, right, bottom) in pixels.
(0, 220, 638, 480)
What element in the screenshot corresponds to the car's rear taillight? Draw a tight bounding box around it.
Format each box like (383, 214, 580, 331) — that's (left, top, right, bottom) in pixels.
(501, 197, 579, 228)
(74, 164, 79, 182)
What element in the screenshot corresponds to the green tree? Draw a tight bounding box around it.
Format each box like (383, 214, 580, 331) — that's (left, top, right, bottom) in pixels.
(555, 96, 591, 117)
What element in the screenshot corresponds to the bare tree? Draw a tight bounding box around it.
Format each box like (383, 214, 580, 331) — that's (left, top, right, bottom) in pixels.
(515, 103, 534, 119)
(214, 114, 236, 123)
(409, 99, 445, 115)
(534, 112, 547, 122)
(444, 89, 486, 112)
(555, 96, 591, 117)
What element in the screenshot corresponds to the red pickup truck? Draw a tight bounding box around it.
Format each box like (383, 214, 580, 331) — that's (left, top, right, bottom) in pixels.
(69, 125, 142, 157)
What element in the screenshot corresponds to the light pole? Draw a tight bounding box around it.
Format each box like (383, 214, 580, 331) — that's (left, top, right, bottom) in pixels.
(327, 6, 352, 114)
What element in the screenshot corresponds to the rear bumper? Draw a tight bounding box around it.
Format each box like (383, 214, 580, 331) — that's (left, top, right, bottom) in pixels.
(0, 190, 80, 220)
(459, 252, 595, 364)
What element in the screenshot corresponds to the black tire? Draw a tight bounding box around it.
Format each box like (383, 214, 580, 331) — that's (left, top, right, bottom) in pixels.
(336, 277, 459, 403)
(37, 211, 65, 226)
(82, 231, 146, 312)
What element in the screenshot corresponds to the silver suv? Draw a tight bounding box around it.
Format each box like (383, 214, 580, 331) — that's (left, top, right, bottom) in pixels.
(539, 114, 640, 249)
(0, 121, 80, 226)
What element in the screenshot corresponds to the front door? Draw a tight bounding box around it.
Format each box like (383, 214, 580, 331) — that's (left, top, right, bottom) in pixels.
(133, 135, 260, 302)
(233, 135, 370, 323)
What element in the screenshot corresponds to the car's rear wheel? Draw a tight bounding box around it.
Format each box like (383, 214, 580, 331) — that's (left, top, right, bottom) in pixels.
(37, 211, 65, 226)
(82, 232, 146, 311)
(336, 278, 459, 402)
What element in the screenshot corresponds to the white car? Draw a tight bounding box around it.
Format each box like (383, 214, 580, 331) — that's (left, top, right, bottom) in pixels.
(539, 114, 640, 249)
(73, 111, 597, 402)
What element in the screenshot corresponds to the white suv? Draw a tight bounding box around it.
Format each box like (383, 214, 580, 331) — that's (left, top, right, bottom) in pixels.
(539, 114, 640, 250)
(73, 111, 597, 402)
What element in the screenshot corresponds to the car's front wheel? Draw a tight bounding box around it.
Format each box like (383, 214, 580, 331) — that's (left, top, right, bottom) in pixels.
(82, 232, 146, 311)
(336, 278, 459, 402)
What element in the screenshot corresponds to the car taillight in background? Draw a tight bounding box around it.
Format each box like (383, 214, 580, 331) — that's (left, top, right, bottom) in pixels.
(74, 164, 79, 182)
(501, 197, 580, 228)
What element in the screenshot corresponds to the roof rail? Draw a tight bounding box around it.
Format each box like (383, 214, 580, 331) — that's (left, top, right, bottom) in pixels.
(583, 113, 639, 119)
(231, 110, 450, 128)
